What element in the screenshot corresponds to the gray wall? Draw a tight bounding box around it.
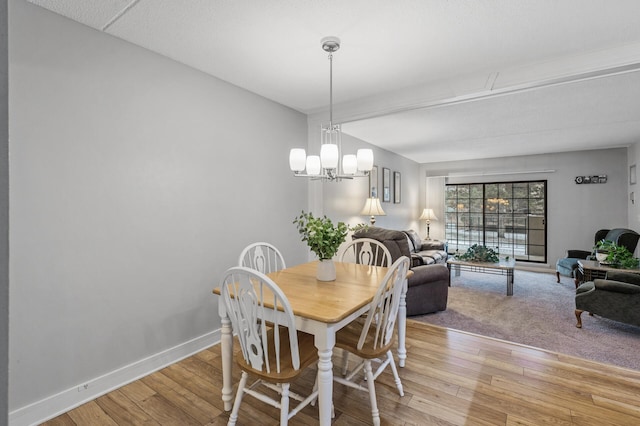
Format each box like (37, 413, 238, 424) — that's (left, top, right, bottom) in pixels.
(420, 148, 629, 268)
(9, 0, 308, 415)
(628, 141, 640, 235)
(1, 0, 8, 424)
(321, 132, 422, 231)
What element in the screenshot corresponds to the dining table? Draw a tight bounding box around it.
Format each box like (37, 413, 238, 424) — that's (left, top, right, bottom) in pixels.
(213, 260, 408, 426)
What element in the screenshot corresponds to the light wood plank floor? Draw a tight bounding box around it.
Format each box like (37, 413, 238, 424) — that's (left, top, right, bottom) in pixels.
(41, 320, 640, 425)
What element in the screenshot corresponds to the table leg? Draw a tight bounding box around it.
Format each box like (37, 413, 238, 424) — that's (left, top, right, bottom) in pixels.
(507, 269, 514, 296)
(219, 299, 234, 411)
(315, 331, 335, 426)
(397, 277, 407, 367)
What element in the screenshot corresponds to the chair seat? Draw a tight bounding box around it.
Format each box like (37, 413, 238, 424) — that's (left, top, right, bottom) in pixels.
(335, 319, 393, 360)
(236, 327, 318, 383)
(556, 257, 581, 277)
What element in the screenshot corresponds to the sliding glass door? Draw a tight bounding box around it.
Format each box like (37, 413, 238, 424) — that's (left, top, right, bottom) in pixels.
(445, 181, 546, 263)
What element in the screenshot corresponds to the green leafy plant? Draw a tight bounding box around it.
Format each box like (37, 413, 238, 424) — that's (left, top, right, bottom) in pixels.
(457, 244, 500, 263)
(594, 240, 639, 269)
(594, 239, 616, 252)
(293, 211, 353, 260)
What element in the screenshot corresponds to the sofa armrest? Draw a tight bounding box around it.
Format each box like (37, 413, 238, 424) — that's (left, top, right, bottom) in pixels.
(594, 279, 640, 294)
(407, 264, 449, 288)
(566, 249, 591, 259)
(410, 253, 425, 267)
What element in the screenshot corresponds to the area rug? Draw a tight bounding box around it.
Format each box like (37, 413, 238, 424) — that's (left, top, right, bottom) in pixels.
(412, 269, 640, 371)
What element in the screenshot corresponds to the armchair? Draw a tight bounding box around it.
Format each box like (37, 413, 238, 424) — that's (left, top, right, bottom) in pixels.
(575, 270, 640, 328)
(556, 228, 640, 286)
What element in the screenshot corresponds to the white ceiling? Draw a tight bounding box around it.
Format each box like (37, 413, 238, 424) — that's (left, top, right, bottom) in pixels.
(27, 0, 640, 163)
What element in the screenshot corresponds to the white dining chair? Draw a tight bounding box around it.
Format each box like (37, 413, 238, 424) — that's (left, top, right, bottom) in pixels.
(238, 242, 286, 273)
(221, 266, 319, 426)
(338, 238, 392, 267)
(332, 256, 410, 426)
(337, 238, 393, 374)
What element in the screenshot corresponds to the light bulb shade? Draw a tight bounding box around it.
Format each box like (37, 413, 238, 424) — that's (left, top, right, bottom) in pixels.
(306, 155, 321, 175)
(342, 155, 357, 174)
(419, 208, 438, 221)
(361, 197, 386, 216)
(356, 149, 374, 171)
(320, 144, 339, 169)
(289, 148, 306, 172)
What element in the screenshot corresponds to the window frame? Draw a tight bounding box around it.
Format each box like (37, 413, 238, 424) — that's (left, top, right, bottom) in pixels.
(445, 180, 547, 263)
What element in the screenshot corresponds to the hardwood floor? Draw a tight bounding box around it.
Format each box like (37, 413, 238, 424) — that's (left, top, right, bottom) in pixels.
(41, 320, 640, 425)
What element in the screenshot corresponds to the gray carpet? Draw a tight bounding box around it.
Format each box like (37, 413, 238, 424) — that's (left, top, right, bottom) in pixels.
(412, 269, 640, 371)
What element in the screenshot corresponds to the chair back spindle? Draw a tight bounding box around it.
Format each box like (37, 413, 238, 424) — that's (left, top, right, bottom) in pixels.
(221, 267, 300, 373)
(358, 256, 410, 351)
(339, 238, 392, 267)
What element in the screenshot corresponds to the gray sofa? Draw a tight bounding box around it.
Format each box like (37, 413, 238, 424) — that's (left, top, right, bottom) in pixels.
(575, 269, 640, 328)
(353, 227, 449, 316)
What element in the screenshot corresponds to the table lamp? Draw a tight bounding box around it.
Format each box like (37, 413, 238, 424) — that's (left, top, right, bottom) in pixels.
(419, 208, 438, 239)
(361, 197, 386, 225)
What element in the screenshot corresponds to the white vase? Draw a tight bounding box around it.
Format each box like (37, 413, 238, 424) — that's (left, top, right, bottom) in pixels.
(317, 259, 336, 281)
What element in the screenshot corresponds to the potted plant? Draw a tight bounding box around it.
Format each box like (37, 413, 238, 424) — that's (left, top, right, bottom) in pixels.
(593, 239, 615, 263)
(457, 244, 500, 263)
(293, 211, 350, 281)
(594, 240, 639, 268)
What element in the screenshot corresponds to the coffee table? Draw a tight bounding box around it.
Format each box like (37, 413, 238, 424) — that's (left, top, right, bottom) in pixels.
(447, 257, 517, 295)
(577, 259, 640, 283)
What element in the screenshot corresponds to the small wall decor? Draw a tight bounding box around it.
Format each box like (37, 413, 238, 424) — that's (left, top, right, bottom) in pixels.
(394, 171, 401, 203)
(369, 165, 379, 197)
(382, 167, 391, 202)
(575, 175, 607, 184)
(631, 165, 636, 185)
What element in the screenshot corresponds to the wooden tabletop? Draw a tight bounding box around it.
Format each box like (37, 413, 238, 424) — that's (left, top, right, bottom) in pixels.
(578, 259, 640, 273)
(214, 261, 388, 324)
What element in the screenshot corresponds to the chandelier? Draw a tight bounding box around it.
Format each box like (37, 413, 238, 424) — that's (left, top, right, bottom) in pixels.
(289, 36, 374, 181)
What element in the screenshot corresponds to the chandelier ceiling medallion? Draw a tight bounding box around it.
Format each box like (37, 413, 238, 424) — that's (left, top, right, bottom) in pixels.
(289, 36, 374, 181)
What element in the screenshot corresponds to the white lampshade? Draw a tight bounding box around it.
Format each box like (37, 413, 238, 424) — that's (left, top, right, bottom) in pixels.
(320, 144, 339, 169)
(361, 197, 386, 216)
(289, 148, 306, 172)
(306, 155, 321, 175)
(356, 149, 374, 171)
(419, 208, 438, 221)
(342, 155, 357, 174)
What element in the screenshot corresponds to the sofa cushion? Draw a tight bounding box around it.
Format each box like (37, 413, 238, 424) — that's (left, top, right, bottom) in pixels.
(605, 270, 640, 286)
(419, 249, 446, 263)
(403, 230, 422, 253)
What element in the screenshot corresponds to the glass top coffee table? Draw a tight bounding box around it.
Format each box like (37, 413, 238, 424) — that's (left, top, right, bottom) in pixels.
(447, 257, 517, 295)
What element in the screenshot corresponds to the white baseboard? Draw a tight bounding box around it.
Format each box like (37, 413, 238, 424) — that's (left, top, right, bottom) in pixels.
(9, 329, 221, 426)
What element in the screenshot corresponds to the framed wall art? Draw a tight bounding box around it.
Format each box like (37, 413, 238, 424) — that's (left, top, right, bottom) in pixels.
(369, 165, 378, 198)
(382, 167, 391, 202)
(394, 171, 401, 203)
